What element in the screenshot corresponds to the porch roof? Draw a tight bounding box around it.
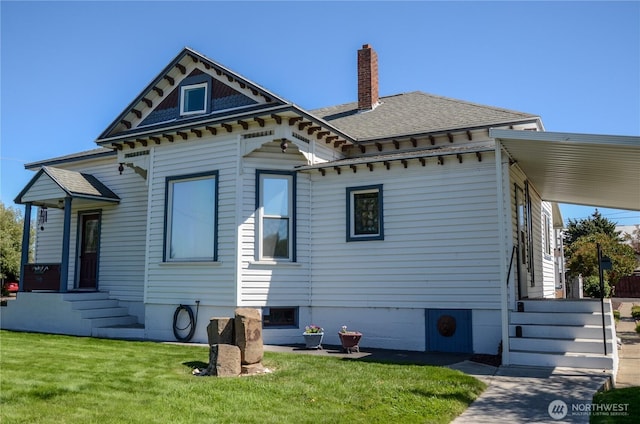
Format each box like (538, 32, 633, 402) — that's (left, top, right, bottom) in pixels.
(491, 129, 640, 212)
(14, 166, 120, 208)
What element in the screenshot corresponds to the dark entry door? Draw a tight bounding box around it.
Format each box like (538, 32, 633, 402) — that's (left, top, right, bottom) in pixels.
(78, 213, 100, 289)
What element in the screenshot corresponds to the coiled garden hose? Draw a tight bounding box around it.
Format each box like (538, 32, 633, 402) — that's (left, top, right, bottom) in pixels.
(172, 301, 199, 342)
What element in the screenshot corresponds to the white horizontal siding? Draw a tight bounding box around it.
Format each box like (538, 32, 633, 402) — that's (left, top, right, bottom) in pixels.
(34, 207, 64, 263)
(238, 149, 312, 306)
(20, 174, 66, 203)
(61, 160, 147, 301)
(145, 137, 238, 306)
(309, 154, 502, 309)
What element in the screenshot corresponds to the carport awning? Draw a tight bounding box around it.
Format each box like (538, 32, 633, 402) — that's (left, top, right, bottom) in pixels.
(491, 129, 640, 211)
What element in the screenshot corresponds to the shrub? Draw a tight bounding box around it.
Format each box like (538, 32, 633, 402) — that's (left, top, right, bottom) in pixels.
(631, 305, 640, 320)
(613, 310, 621, 322)
(583, 275, 611, 298)
(636, 322, 640, 334)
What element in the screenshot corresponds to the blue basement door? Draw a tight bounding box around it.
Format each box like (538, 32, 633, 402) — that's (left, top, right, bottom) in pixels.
(426, 309, 472, 353)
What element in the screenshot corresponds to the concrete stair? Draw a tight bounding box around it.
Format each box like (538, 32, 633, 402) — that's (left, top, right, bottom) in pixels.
(1, 291, 144, 339)
(508, 299, 618, 371)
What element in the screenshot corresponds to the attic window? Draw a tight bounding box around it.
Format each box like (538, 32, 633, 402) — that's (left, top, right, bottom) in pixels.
(180, 83, 208, 116)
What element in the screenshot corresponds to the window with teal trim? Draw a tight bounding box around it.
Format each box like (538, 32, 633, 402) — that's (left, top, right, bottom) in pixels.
(256, 171, 296, 261)
(165, 172, 218, 261)
(347, 185, 384, 241)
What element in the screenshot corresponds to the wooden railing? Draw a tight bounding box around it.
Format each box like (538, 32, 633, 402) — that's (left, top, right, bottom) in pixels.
(22, 264, 61, 292)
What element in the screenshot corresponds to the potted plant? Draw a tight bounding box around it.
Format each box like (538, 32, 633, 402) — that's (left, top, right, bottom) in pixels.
(338, 325, 362, 353)
(303, 324, 324, 349)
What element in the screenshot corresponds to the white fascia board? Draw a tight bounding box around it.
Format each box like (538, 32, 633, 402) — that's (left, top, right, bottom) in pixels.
(490, 129, 640, 146)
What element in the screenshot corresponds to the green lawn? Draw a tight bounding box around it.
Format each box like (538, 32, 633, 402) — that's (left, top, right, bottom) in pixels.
(591, 387, 640, 424)
(0, 330, 485, 423)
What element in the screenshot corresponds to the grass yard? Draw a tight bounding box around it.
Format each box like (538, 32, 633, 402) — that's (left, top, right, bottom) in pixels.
(0, 330, 485, 423)
(590, 387, 640, 424)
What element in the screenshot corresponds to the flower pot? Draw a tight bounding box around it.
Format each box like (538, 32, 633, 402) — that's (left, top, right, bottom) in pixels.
(303, 332, 324, 349)
(339, 332, 362, 353)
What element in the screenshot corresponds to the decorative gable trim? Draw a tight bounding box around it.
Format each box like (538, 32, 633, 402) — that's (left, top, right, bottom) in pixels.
(97, 47, 290, 142)
(98, 104, 358, 156)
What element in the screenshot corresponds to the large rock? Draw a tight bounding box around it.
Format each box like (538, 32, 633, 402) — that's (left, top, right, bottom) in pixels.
(207, 317, 234, 345)
(207, 344, 241, 377)
(234, 308, 263, 365)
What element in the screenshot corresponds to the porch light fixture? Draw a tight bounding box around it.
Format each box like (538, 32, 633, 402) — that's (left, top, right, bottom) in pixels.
(118, 163, 125, 174)
(280, 139, 288, 153)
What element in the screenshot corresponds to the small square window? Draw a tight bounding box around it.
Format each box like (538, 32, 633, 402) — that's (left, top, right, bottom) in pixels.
(347, 185, 384, 241)
(262, 307, 298, 327)
(180, 83, 208, 115)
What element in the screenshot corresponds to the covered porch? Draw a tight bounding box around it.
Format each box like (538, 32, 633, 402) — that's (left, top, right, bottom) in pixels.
(3, 166, 143, 337)
(492, 129, 639, 372)
(13, 166, 120, 293)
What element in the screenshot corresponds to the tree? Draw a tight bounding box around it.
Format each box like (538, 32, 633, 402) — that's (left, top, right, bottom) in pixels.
(622, 225, 640, 254)
(0, 202, 31, 282)
(564, 209, 636, 297)
(564, 209, 621, 248)
(566, 232, 636, 286)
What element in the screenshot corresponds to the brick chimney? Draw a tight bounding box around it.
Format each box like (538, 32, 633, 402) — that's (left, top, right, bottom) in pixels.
(358, 44, 379, 110)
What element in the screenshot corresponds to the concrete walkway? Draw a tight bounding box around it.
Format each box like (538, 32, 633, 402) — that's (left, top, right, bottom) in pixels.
(614, 300, 640, 388)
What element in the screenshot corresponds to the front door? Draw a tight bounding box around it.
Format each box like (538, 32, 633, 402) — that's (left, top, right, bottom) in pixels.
(78, 213, 100, 289)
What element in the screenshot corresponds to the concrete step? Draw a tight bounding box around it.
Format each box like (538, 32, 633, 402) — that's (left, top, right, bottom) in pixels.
(510, 311, 612, 326)
(79, 307, 130, 319)
(88, 315, 138, 328)
(510, 337, 614, 355)
(92, 325, 145, 340)
(517, 299, 611, 314)
(62, 292, 110, 301)
(68, 299, 120, 310)
(509, 351, 614, 370)
(509, 324, 614, 340)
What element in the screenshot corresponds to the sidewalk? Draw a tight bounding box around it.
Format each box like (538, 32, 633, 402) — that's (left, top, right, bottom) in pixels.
(614, 300, 640, 388)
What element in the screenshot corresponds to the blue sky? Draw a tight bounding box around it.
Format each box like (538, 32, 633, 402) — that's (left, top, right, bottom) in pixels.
(1, 1, 639, 226)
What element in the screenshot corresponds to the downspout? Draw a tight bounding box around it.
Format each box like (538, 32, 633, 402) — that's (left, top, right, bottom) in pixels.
(59, 196, 72, 292)
(18, 203, 32, 292)
(495, 141, 510, 366)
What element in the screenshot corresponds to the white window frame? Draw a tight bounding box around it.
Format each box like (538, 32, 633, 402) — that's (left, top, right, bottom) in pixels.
(180, 82, 208, 116)
(256, 171, 295, 262)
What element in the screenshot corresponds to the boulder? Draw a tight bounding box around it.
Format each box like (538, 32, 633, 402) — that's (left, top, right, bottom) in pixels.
(207, 317, 234, 345)
(207, 344, 241, 377)
(234, 308, 263, 365)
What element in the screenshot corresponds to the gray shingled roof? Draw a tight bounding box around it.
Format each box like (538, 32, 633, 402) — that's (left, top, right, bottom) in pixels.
(311, 91, 539, 141)
(42, 166, 120, 201)
(25, 148, 116, 170)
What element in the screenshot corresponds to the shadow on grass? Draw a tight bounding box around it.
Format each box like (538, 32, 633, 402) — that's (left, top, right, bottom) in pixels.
(182, 360, 208, 370)
(409, 388, 478, 404)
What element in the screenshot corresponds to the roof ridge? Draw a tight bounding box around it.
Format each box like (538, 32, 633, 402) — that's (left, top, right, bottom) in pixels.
(312, 90, 537, 118)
